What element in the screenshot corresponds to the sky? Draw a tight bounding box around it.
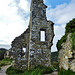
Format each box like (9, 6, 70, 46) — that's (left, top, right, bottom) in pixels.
(0, 0, 75, 52)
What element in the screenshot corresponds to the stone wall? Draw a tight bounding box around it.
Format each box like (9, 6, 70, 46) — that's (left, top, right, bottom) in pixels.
(10, 0, 54, 70)
(58, 33, 75, 72)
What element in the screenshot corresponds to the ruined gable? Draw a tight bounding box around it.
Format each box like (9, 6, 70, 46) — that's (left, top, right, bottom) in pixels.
(10, 0, 54, 70)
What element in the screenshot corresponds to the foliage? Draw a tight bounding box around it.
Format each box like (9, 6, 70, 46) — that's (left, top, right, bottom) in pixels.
(57, 18, 75, 51)
(6, 65, 54, 75)
(58, 69, 75, 75)
(0, 58, 12, 67)
(65, 18, 75, 33)
(56, 34, 67, 51)
(71, 32, 75, 49)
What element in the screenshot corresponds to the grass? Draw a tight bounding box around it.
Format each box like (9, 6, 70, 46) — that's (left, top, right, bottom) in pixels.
(58, 69, 75, 75)
(6, 65, 54, 75)
(0, 58, 12, 67)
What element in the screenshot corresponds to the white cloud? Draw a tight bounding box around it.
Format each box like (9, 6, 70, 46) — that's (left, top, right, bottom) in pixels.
(0, 0, 30, 48)
(0, 0, 75, 51)
(47, 0, 75, 52)
(19, 0, 30, 13)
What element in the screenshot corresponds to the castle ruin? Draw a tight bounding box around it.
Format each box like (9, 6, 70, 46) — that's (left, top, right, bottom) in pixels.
(10, 0, 54, 70)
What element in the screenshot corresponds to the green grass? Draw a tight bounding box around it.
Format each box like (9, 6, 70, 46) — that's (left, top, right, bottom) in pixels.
(6, 65, 54, 75)
(58, 70, 75, 75)
(0, 58, 12, 67)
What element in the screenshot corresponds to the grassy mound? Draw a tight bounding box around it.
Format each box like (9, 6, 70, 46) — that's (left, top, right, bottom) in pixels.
(6, 65, 54, 75)
(0, 58, 12, 67)
(58, 70, 75, 75)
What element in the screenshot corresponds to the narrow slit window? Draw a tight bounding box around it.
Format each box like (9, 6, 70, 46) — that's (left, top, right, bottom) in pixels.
(40, 31, 45, 41)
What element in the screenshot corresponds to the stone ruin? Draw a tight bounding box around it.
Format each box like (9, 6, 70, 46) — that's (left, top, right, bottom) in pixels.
(10, 0, 54, 70)
(58, 33, 75, 72)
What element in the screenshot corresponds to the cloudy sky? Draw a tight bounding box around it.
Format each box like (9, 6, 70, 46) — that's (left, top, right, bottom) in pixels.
(0, 0, 75, 52)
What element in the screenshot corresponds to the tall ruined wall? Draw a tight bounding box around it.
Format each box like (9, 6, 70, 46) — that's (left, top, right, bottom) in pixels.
(29, 0, 54, 69)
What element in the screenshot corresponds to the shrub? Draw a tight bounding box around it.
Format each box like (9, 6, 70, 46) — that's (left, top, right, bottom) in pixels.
(65, 18, 75, 33)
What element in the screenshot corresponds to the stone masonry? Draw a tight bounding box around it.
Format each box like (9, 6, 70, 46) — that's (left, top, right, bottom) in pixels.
(10, 0, 54, 70)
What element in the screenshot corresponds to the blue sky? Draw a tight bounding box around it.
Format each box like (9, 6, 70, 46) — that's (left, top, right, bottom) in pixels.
(0, 0, 75, 52)
(45, 0, 71, 8)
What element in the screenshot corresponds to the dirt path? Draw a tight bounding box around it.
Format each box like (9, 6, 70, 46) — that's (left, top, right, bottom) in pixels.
(0, 65, 11, 75)
(44, 71, 58, 75)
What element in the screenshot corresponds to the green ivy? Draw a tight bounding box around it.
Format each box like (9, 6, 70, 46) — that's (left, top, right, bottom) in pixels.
(71, 32, 75, 50)
(56, 34, 67, 51)
(65, 18, 75, 33)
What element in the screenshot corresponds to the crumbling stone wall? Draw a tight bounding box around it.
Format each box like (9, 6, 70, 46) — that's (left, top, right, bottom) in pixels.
(58, 33, 75, 72)
(10, 0, 54, 70)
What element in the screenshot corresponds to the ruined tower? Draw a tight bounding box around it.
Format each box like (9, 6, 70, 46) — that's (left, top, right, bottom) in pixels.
(10, 0, 54, 70)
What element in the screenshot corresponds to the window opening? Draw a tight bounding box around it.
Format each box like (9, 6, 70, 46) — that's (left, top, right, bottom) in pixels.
(23, 48, 26, 52)
(40, 30, 45, 41)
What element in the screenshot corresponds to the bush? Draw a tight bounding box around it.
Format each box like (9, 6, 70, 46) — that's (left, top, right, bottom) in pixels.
(65, 18, 75, 33)
(58, 69, 75, 75)
(6, 65, 54, 75)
